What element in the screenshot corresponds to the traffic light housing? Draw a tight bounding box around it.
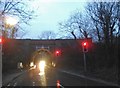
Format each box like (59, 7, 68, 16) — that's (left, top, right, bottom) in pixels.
(82, 42, 88, 52)
(55, 50, 61, 56)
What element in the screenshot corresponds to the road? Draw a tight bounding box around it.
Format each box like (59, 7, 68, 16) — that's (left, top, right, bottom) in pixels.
(3, 66, 118, 87)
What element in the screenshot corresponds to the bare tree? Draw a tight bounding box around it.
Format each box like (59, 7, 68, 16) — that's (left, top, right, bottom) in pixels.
(38, 31, 56, 40)
(59, 19, 77, 39)
(59, 10, 93, 39)
(0, 0, 35, 39)
(86, 2, 120, 45)
(86, 2, 120, 68)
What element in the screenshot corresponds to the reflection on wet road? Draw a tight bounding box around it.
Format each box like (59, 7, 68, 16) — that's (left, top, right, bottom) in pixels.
(3, 66, 114, 87)
(39, 72, 47, 86)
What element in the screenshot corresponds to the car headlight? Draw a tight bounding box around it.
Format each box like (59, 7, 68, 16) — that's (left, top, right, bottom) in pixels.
(30, 62, 34, 67)
(39, 61, 46, 72)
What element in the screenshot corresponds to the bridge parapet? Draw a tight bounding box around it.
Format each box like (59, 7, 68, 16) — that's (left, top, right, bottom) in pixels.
(2, 38, 92, 69)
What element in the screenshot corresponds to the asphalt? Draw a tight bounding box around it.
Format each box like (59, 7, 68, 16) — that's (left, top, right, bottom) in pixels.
(2, 67, 120, 87)
(2, 69, 27, 86)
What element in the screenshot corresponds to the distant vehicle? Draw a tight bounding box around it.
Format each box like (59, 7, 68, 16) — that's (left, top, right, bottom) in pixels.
(31, 48, 55, 74)
(17, 62, 23, 69)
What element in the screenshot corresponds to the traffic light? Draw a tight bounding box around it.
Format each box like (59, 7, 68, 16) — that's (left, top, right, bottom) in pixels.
(82, 42, 88, 52)
(55, 50, 60, 56)
(0, 38, 2, 44)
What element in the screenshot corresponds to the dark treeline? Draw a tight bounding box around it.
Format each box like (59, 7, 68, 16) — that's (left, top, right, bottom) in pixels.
(57, 36, 119, 72)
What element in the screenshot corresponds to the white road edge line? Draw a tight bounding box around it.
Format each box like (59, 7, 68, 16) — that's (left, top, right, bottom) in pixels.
(13, 82, 17, 86)
(60, 70, 119, 87)
(7, 83, 10, 86)
(33, 82, 35, 86)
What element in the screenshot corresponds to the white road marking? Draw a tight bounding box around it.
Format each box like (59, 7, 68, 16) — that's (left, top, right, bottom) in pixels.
(13, 82, 17, 86)
(7, 83, 10, 86)
(33, 82, 35, 86)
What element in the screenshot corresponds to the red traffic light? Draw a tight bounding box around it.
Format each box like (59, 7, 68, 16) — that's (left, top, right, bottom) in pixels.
(83, 42, 86, 46)
(82, 42, 87, 46)
(82, 42, 88, 52)
(0, 38, 2, 43)
(56, 51, 59, 54)
(55, 50, 61, 56)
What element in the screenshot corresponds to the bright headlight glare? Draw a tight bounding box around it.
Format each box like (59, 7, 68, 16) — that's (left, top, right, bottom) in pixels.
(34, 65, 36, 69)
(30, 62, 34, 67)
(39, 61, 46, 72)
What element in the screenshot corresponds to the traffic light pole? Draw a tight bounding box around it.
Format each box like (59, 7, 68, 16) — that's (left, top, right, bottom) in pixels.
(82, 42, 88, 72)
(83, 52, 87, 72)
(83, 52, 87, 87)
(82, 41, 88, 87)
(0, 42, 2, 88)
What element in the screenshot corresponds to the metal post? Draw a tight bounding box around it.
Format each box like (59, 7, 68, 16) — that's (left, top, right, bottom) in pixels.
(0, 16, 3, 88)
(83, 52, 87, 87)
(83, 52, 87, 72)
(0, 42, 2, 87)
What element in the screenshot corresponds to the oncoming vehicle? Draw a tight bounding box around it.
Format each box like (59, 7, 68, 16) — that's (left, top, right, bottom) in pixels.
(30, 48, 55, 74)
